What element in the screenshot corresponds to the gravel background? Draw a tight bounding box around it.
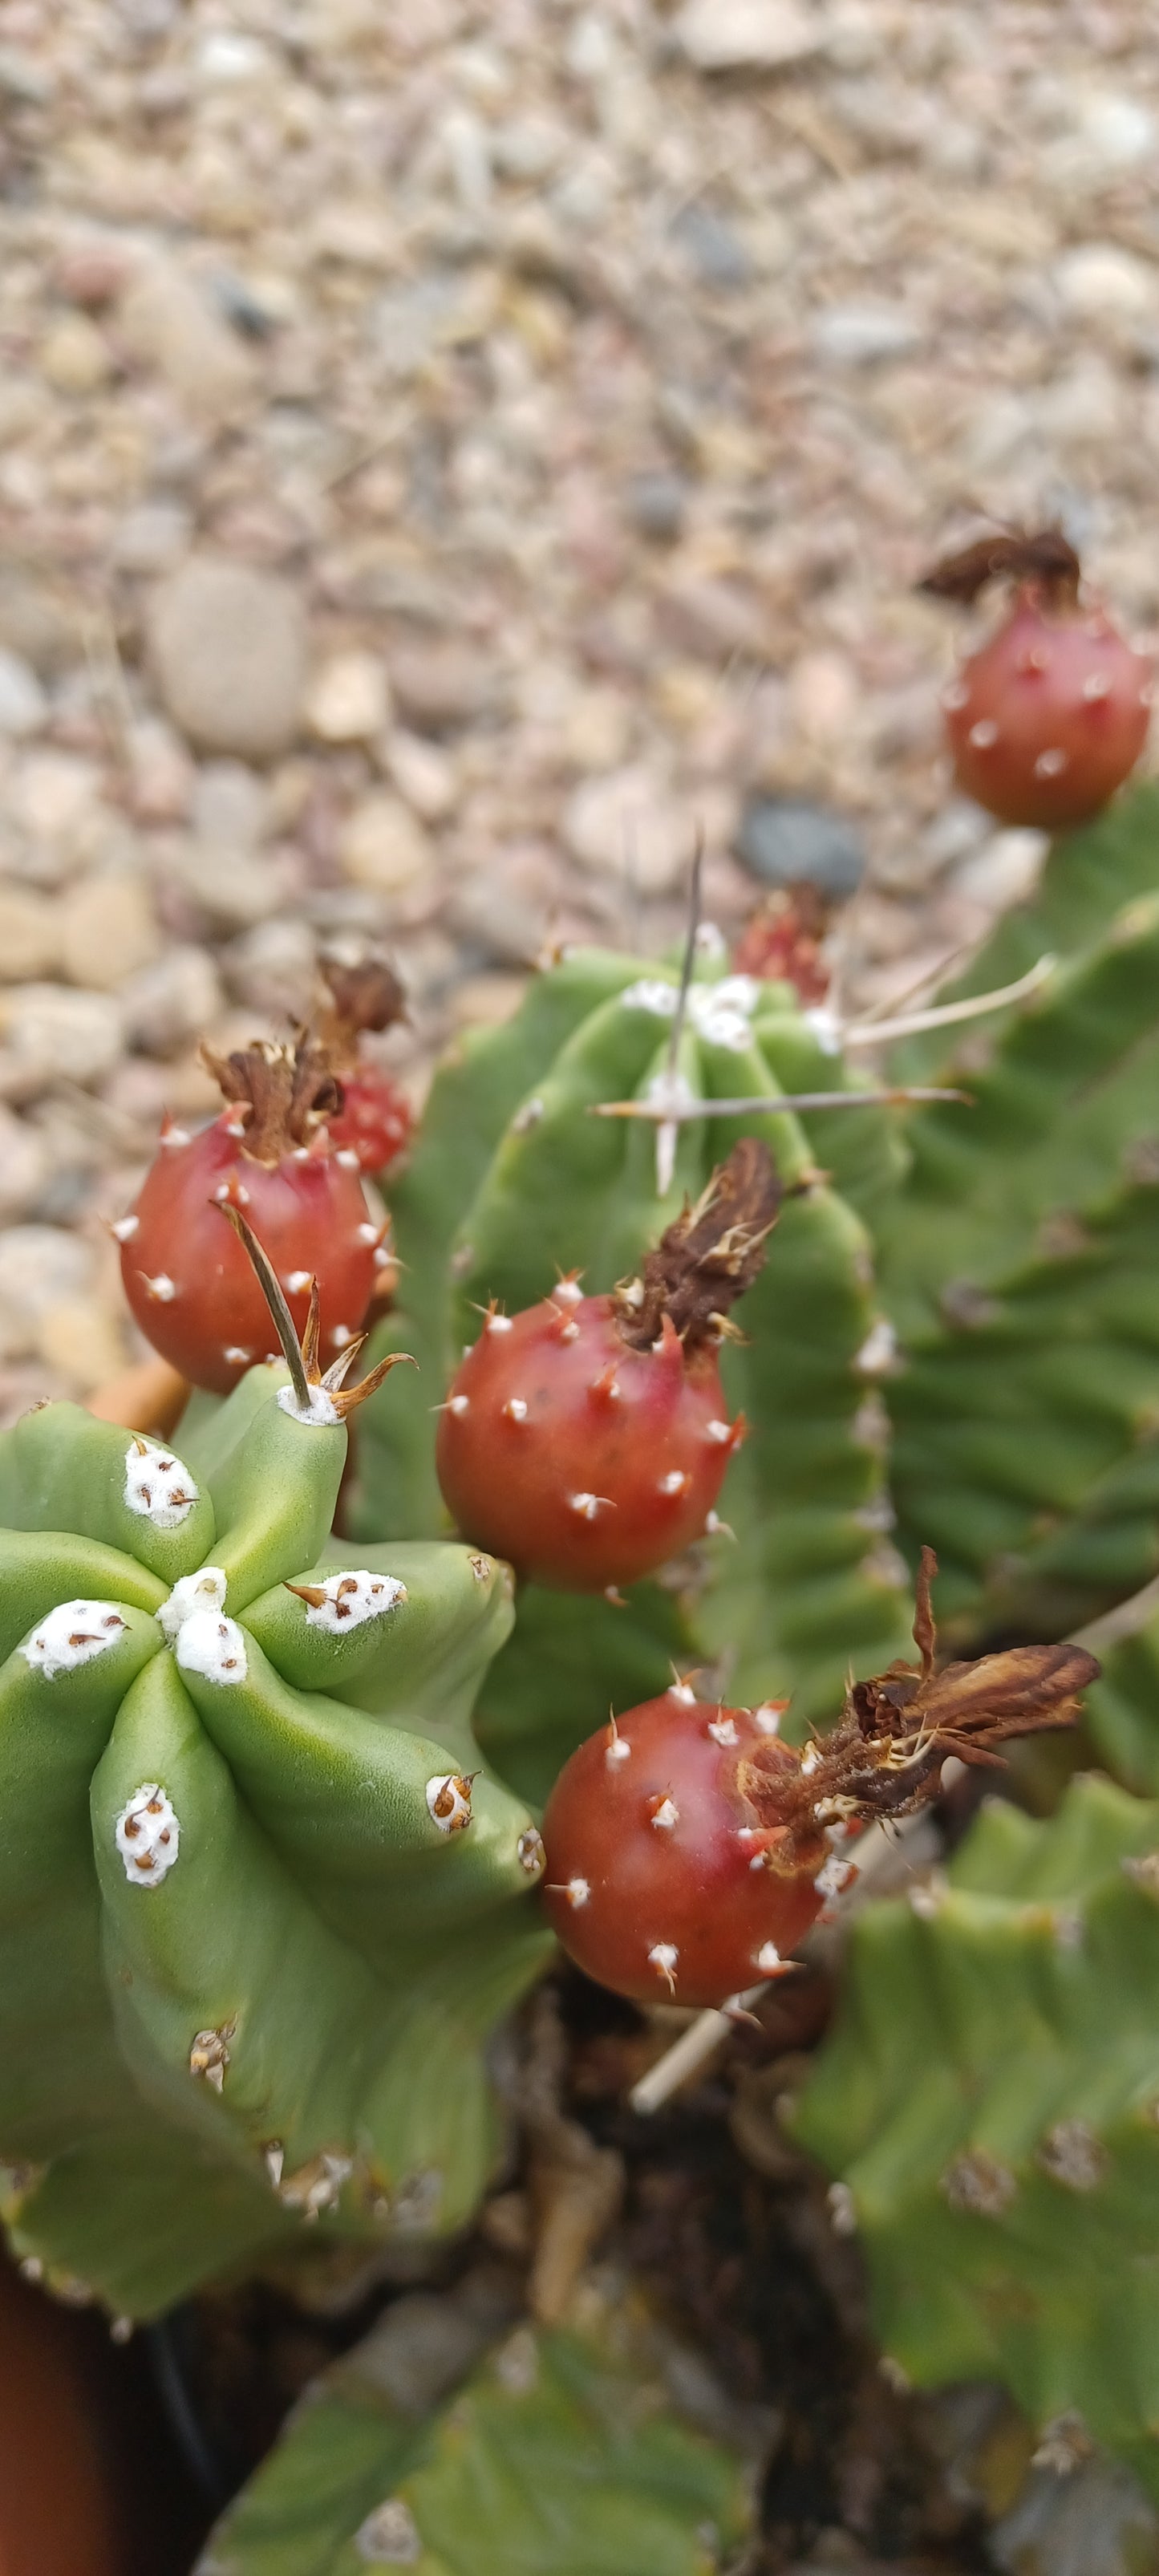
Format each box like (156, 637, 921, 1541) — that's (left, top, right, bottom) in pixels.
(1, 0, 1157, 1413)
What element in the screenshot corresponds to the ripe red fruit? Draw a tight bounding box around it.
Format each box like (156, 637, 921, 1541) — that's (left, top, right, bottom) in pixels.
(541, 1549, 1102, 2011)
(117, 1038, 382, 1393)
(733, 887, 831, 1004)
(316, 957, 412, 1176)
(435, 1142, 780, 1592)
(541, 1690, 834, 2008)
(922, 529, 1153, 829)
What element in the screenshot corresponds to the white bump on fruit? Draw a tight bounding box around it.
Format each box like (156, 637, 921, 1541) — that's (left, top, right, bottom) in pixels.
(213, 1179, 249, 1205)
(754, 1941, 784, 1974)
(707, 1713, 739, 1746)
(800, 1744, 821, 1777)
(647, 1941, 679, 1990)
(557, 1875, 590, 1907)
(606, 1729, 631, 1766)
(331, 1324, 355, 1347)
(753, 1703, 784, 1734)
(968, 718, 999, 748)
(650, 1795, 679, 1831)
(224, 1345, 252, 1365)
(1082, 671, 1112, 701)
(814, 1852, 858, 1901)
(568, 1491, 609, 1519)
(300, 1571, 405, 1633)
(557, 1316, 580, 1342)
(668, 1680, 697, 1705)
(1034, 746, 1068, 777)
(285, 1270, 313, 1294)
(22, 1600, 127, 1680)
(335, 1148, 360, 1169)
(705, 1419, 732, 1445)
(115, 1783, 180, 1887)
(448, 1393, 469, 1414)
(426, 1772, 473, 1833)
(175, 1610, 249, 1685)
(160, 1125, 190, 1150)
(555, 1277, 583, 1304)
(124, 1440, 200, 1531)
(658, 1469, 690, 1496)
(111, 1213, 139, 1242)
(156, 1567, 228, 1642)
(140, 1272, 177, 1301)
(356, 1221, 379, 1244)
(503, 1397, 529, 1422)
(487, 1311, 513, 1334)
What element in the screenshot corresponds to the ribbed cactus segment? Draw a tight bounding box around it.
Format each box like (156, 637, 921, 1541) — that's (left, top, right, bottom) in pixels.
(897, 780, 1159, 1080)
(355, 943, 912, 1733)
(0, 1373, 548, 2319)
(888, 1168, 1159, 1640)
(196, 2286, 753, 2576)
(792, 1774, 1159, 2501)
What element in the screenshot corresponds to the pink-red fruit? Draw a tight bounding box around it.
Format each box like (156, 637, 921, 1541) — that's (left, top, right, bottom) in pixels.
(924, 529, 1152, 829)
(436, 1142, 780, 1592)
(436, 1293, 744, 1592)
(119, 1039, 379, 1393)
(541, 1549, 1100, 2011)
(541, 1690, 828, 2008)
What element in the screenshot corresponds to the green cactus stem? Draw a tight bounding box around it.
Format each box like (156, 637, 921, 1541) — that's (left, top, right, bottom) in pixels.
(195, 2275, 755, 2576)
(793, 1771, 1159, 2505)
(0, 1227, 548, 2320)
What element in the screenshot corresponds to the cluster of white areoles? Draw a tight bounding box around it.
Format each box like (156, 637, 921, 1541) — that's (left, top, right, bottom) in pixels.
(175, 1610, 249, 1686)
(22, 1600, 127, 1680)
(156, 1567, 228, 1643)
(124, 1439, 201, 1531)
(300, 1570, 406, 1633)
(115, 1783, 180, 1887)
(620, 974, 761, 1053)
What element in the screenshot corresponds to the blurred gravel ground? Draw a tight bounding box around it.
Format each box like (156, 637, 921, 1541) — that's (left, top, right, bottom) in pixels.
(0, 0, 1157, 1414)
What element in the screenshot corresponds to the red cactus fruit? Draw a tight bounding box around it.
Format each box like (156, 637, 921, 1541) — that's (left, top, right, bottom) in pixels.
(315, 957, 412, 1176)
(733, 886, 831, 1004)
(116, 1037, 383, 1393)
(922, 527, 1153, 830)
(435, 1141, 780, 1592)
(541, 1550, 1100, 2010)
(541, 1689, 829, 2008)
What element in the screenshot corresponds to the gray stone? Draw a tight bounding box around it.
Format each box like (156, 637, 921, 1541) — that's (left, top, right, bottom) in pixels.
(120, 945, 224, 1056)
(810, 302, 923, 366)
(674, 0, 826, 72)
(734, 797, 865, 898)
(0, 1223, 94, 1320)
(0, 650, 47, 737)
(192, 760, 270, 853)
(671, 204, 753, 289)
(0, 985, 124, 1098)
(624, 471, 687, 543)
(0, 1106, 48, 1222)
(148, 558, 309, 763)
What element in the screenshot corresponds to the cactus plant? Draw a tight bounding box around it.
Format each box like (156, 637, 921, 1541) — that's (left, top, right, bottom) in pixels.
(0, 1229, 549, 2322)
(195, 2275, 756, 2576)
(792, 1771, 1159, 2505)
(351, 938, 914, 1746)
